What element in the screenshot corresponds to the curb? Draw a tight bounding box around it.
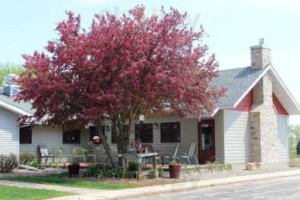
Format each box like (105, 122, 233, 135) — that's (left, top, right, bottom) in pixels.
(50, 169, 300, 200)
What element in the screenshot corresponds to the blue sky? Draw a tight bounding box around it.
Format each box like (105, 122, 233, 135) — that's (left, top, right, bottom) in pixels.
(1, 0, 300, 124)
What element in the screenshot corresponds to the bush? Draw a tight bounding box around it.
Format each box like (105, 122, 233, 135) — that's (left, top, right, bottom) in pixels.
(0, 154, 18, 173)
(128, 161, 139, 172)
(86, 165, 123, 178)
(29, 159, 41, 169)
(20, 153, 35, 165)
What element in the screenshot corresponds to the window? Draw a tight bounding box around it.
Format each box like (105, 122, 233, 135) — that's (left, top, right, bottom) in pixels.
(161, 122, 180, 143)
(63, 129, 81, 144)
(89, 126, 98, 140)
(20, 126, 32, 144)
(135, 123, 153, 143)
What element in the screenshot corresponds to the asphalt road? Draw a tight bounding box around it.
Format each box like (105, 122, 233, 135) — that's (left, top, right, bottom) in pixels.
(126, 175, 300, 200)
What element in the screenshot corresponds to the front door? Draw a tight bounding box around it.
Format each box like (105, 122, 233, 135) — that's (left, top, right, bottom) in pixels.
(198, 119, 215, 164)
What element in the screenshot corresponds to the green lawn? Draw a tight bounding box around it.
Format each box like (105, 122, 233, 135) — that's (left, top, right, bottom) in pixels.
(4, 174, 135, 190)
(0, 185, 70, 200)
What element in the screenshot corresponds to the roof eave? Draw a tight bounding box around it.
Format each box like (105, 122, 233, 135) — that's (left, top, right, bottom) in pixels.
(0, 101, 32, 116)
(269, 66, 300, 115)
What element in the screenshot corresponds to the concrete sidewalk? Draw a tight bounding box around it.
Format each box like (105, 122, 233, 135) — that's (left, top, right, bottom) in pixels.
(1, 169, 300, 200)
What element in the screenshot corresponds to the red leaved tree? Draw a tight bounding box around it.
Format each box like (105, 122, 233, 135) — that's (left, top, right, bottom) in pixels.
(16, 6, 225, 166)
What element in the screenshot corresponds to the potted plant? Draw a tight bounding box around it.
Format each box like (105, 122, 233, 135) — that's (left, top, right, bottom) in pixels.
(135, 139, 144, 154)
(68, 162, 80, 177)
(169, 159, 181, 178)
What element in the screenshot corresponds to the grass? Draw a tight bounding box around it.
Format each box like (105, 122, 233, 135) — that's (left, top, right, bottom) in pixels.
(0, 185, 70, 200)
(4, 174, 135, 190)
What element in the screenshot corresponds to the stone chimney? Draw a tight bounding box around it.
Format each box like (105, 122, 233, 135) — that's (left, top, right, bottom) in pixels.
(250, 38, 271, 68)
(249, 40, 278, 163)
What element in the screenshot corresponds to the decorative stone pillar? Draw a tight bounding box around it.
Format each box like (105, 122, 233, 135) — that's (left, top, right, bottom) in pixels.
(250, 112, 261, 162)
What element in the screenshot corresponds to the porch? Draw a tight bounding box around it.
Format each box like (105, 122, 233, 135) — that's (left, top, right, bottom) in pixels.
(19, 113, 222, 166)
(19, 109, 258, 166)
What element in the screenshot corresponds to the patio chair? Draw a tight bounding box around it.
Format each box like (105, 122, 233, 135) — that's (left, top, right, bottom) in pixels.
(72, 147, 87, 162)
(56, 148, 72, 163)
(37, 145, 54, 164)
(180, 143, 199, 165)
(161, 143, 180, 165)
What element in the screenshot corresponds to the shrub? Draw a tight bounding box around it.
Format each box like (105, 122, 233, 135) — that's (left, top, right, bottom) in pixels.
(206, 161, 232, 172)
(128, 161, 139, 172)
(86, 165, 123, 178)
(0, 154, 18, 173)
(20, 152, 35, 165)
(29, 159, 41, 169)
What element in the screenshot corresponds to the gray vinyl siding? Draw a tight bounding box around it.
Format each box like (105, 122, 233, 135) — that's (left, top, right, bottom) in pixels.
(0, 107, 19, 155)
(224, 110, 250, 164)
(139, 116, 198, 155)
(275, 115, 289, 163)
(214, 110, 225, 163)
(20, 126, 89, 156)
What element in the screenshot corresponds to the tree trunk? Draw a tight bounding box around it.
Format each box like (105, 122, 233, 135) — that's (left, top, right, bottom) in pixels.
(111, 116, 132, 154)
(96, 123, 116, 167)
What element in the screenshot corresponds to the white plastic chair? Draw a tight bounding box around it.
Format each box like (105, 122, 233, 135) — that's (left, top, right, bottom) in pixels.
(38, 145, 54, 164)
(181, 143, 199, 165)
(72, 147, 86, 162)
(161, 143, 180, 165)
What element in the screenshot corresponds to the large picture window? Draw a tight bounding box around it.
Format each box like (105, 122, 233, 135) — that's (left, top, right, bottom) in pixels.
(20, 126, 32, 144)
(161, 122, 180, 143)
(63, 129, 81, 144)
(135, 123, 153, 143)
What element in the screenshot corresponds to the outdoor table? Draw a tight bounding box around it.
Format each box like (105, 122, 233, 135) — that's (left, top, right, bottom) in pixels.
(122, 152, 159, 180)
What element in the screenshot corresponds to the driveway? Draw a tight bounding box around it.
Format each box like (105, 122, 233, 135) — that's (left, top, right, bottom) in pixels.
(126, 175, 300, 200)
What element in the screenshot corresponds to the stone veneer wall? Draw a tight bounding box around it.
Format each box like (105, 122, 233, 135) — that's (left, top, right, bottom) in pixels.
(250, 112, 261, 162)
(250, 72, 278, 163)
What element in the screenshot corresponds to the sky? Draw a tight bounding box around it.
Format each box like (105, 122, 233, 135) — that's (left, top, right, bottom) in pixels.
(1, 0, 300, 124)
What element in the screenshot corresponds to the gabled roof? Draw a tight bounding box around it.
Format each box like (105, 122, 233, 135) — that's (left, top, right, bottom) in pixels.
(212, 66, 266, 109)
(211, 65, 300, 115)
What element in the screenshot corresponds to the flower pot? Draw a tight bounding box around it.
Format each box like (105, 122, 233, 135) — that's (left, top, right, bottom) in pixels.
(68, 164, 80, 177)
(169, 164, 181, 178)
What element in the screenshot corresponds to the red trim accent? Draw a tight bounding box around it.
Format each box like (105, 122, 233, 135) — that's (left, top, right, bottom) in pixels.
(234, 90, 253, 112)
(273, 94, 288, 115)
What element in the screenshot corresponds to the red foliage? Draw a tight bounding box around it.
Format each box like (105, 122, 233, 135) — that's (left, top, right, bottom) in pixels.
(16, 6, 225, 128)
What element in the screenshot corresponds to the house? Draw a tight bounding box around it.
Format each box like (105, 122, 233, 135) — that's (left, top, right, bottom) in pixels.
(0, 41, 299, 164)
